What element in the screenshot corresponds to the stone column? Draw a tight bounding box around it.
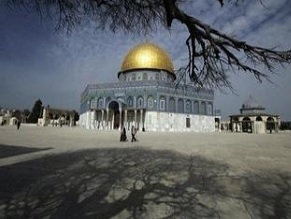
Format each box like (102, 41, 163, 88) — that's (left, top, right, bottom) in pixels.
(92, 110, 96, 129)
(134, 109, 137, 127)
(124, 110, 128, 130)
(112, 113, 115, 130)
(101, 110, 104, 130)
(69, 114, 73, 127)
(166, 96, 170, 111)
(106, 108, 109, 130)
(239, 122, 242, 132)
(119, 107, 122, 130)
(65, 113, 67, 126)
(42, 108, 46, 126)
(140, 109, 143, 130)
(86, 111, 91, 129)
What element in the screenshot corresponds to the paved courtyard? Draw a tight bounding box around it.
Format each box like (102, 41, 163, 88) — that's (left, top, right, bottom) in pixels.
(0, 125, 291, 218)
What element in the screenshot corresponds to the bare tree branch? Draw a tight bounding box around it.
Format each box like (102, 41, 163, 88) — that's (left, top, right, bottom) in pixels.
(3, 0, 291, 89)
(163, 0, 291, 89)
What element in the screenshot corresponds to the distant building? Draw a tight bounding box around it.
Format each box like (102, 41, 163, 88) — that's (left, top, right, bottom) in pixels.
(38, 106, 77, 127)
(0, 109, 20, 126)
(0, 109, 12, 125)
(80, 42, 216, 132)
(229, 95, 280, 134)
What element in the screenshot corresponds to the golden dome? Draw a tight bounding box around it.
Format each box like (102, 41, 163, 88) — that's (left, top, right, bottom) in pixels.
(121, 43, 174, 74)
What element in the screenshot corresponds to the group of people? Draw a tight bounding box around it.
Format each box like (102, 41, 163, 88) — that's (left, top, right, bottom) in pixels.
(120, 125, 137, 142)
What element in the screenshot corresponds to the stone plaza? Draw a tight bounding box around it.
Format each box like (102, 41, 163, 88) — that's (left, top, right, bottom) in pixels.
(0, 125, 291, 218)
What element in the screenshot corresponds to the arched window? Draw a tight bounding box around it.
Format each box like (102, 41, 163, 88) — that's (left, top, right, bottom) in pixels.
(137, 96, 144, 108)
(127, 96, 134, 107)
(266, 117, 275, 132)
(132, 73, 136, 81)
(147, 96, 154, 109)
(194, 101, 199, 114)
(90, 99, 97, 109)
(267, 117, 274, 122)
(207, 103, 213, 115)
(185, 100, 191, 114)
(256, 116, 262, 121)
(159, 96, 166, 111)
(169, 97, 175, 112)
(178, 98, 184, 113)
(201, 102, 206, 115)
(105, 97, 111, 107)
(119, 74, 125, 81)
(98, 97, 103, 108)
(137, 73, 142, 81)
(155, 73, 159, 81)
(143, 72, 147, 80)
(242, 117, 252, 133)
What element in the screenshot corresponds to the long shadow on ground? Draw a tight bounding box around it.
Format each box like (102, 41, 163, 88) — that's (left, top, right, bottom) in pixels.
(0, 144, 52, 158)
(0, 147, 290, 218)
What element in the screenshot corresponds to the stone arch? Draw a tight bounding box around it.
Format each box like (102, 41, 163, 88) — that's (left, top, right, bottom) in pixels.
(159, 96, 166, 111)
(147, 96, 154, 109)
(242, 117, 252, 133)
(108, 101, 119, 111)
(267, 116, 275, 133)
(137, 96, 144, 108)
(98, 97, 103, 108)
(232, 117, 239, 132)
(185, 99, 191, 114)
(207, 103, 213, 115)
(194, 101, 199, 114)
(127, 96, 134, 107)
(108, 100, 121, 129)
(178, 98, 184, 113)
(256, 116, 262, 121)
(255, 116, 264, 134)
(201, 102, 206, 115)
(105, 97, 111, 107)
(169, 97, 176, 112)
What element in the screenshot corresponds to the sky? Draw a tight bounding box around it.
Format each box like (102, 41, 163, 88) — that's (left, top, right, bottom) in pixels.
(0, 0, 291, 120)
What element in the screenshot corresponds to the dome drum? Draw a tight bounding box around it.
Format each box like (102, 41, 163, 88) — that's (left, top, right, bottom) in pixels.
(118, 69, 176, 82)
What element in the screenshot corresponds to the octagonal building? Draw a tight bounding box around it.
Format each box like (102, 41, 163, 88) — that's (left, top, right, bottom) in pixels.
(80, 42, 215, 132)
(229, 95, 280, 134)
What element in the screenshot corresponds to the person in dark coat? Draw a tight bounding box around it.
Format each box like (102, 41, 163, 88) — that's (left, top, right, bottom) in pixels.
(120, 127, 127, 142)
(131, 125, 137, 142)
(17, 120, 21, 130)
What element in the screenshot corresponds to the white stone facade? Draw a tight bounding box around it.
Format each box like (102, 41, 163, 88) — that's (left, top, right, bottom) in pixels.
(80, 111, 215, 132)
(144, 112, 215, 132)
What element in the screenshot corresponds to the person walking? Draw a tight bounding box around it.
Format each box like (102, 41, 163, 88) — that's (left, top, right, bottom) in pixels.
(131, 125, 137, 142)
(17, 120, 21, 130)
(120, 126, 127, 142)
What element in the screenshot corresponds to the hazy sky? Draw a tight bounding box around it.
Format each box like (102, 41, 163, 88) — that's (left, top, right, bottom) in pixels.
(1, 0, 291, 120)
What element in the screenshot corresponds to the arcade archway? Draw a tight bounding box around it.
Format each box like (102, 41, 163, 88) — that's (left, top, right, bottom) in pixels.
(108, 101, 123, 130)
(242, 117, 252, 133)
(266, 117, 275, 133)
